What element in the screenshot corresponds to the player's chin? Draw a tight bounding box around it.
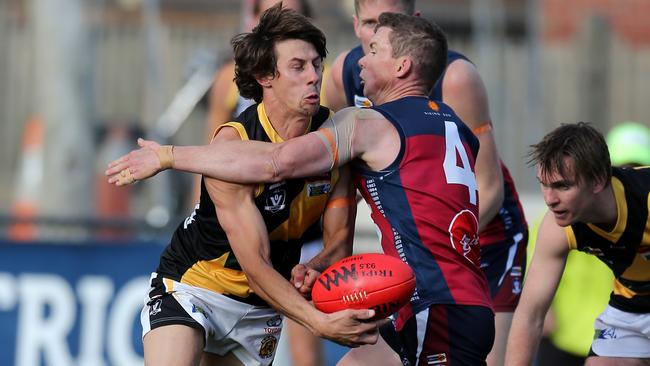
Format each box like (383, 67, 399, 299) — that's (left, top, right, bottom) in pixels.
(301, 102, 320, 115)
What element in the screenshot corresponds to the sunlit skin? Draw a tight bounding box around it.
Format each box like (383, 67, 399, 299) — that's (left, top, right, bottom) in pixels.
(358, 27, 421, 108)
(260, 39, 323, 138)
(353, 0, 412, 55)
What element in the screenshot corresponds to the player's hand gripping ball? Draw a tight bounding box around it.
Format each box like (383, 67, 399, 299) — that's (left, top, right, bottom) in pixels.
(311, 253, 416, 319)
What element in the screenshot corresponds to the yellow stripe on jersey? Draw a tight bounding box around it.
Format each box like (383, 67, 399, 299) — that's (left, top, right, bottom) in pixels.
(163, 277, 175, 292)
(180, 252, 253, 298)
(614, 279, 637, 299)
(257, 103, 312, 143)
(566, 223, 578, 250)
(268, 171, 341, 241)
(586, 177, 627, 242)
(214, 121, 250, 141)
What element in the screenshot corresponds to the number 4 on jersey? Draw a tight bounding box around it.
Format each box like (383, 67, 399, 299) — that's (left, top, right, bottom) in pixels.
(443, 121, 478, 205)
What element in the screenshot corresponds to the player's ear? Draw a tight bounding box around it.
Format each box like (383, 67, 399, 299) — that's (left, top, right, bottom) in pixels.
(256, 74, 272, 88)
(395, 57, 412, 78)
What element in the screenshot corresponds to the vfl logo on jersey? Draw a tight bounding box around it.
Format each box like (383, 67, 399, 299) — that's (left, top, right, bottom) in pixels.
(259, 335, 278, 359)
(192, 304, 208, 317)
(307, 181, 331, 196)
(448, 209, 480, 267)
(264, 189, 286, 213)
(149, 298, 162, 316)
(354, 94, 373, 108)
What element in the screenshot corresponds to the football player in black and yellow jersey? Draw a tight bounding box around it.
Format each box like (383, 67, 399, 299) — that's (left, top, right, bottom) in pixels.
(139, 5, 384, 366)
(507, 122, 650, 365)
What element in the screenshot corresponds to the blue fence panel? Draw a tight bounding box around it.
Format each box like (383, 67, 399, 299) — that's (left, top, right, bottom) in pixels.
(0, 240, 163, 366)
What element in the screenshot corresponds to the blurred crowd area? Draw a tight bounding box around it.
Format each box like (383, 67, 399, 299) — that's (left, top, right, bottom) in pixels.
(0, 0, 649, 241)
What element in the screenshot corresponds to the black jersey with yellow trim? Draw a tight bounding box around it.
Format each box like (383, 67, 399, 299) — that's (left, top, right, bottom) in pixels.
(156, 103, 337, 306)
(566, 166, 650, 313)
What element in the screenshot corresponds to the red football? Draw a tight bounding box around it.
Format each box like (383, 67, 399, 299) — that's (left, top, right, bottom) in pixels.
(311, 253, 416, 319)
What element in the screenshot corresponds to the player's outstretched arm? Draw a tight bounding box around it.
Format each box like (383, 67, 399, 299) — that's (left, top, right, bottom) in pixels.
(106, 131, 333, 185)
(106, 107, 365, 186)
(504, 211, 570, 365)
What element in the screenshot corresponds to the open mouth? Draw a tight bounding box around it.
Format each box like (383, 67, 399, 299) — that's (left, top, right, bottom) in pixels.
(304, 93, 319, 103)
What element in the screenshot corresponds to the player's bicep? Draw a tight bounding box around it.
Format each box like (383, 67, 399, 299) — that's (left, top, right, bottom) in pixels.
(205, 127, 270, 262)
(442, 60, 491, 129)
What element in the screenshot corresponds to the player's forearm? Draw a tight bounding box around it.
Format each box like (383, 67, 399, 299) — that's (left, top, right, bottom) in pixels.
(245, 261, 326, 334)
(504, 310, 544, 365)
(475, 148, 504, 232)
(477, 177, 504, 232)
(171, 141, 281, 183)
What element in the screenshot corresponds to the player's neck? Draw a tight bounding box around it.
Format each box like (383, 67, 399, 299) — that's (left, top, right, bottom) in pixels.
(261, 99, 311, 140)
(585, 184, 618, 231)
(372, 81, 428, 105)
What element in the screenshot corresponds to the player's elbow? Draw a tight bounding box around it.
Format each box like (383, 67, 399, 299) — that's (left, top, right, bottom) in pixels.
(268, 145, 298, 181)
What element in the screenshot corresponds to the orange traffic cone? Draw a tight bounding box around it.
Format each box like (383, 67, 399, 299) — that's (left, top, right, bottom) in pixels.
(9, 116, 44, 241)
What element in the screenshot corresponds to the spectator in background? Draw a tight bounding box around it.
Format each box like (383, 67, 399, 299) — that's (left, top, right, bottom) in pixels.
(536, 121, 650, 366)
(325, 1, 528, 364)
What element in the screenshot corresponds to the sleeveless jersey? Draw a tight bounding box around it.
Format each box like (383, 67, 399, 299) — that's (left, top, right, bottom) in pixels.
(342, 45, 528, 247)
(156, 103, 337, 306)
(354, 96, 492, 324)
(566, 166, 650, 313)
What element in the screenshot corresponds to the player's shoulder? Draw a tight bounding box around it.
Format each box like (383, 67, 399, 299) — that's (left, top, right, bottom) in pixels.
(443, 58, 483, 90)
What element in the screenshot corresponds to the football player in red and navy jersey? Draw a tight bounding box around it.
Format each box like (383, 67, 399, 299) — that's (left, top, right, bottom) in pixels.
(327, 2, 529, 364)
(108, 13, 495, 365)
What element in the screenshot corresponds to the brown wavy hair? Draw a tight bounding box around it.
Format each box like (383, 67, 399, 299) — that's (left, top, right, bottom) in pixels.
(231, 3, 326, 103)
(528, 122, 612, 185)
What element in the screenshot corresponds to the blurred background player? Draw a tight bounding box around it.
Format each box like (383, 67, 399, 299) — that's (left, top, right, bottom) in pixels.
(506, 122, 650, 365)
(535, 121, 650, 366)
(324, 1, 528, 364)
(207, 2, 325, 365)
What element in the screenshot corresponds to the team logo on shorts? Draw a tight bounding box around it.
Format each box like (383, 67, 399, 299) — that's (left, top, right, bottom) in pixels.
(596, 328, 617, 340)
(266, 315, 282, 327)
(149, 299, 162, 316)
(259, 335, 278, 359)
